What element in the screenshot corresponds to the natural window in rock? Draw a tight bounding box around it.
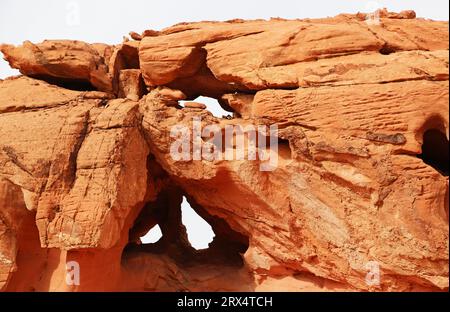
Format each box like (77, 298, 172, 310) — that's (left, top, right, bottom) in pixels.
(418, 129, 449, 176)
(140, 224, 163, 244)
(125, 187, 249, 267)
(181, 196, 215, 250)
(180, 96, 233, 118)
(0, 60, 20, 78)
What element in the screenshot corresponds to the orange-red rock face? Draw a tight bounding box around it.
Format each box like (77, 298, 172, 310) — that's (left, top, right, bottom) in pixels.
(0, 11, 448, 292)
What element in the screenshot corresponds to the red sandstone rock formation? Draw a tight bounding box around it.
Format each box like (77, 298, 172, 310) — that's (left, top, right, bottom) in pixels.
(0, 10, 448, 292)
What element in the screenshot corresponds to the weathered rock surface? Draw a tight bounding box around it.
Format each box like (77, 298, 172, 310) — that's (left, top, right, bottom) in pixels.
(0, 10, 448, 292)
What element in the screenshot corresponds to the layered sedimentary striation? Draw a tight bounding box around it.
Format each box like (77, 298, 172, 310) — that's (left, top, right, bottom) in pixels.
(0, 10, 448, 291)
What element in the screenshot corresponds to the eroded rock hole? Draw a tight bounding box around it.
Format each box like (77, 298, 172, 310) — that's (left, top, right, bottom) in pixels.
(180, 96, 234, 119)
(140, 224, 163, 244)
(263, 135, 292, 160)
(277, 137, 292, 159)
(181, 196, 215, 250)
(418, 129, 449, 176)
(126, 187, 249, 266)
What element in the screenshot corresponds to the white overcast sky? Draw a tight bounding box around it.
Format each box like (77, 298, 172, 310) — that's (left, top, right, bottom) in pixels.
(0, 0, 448, 248)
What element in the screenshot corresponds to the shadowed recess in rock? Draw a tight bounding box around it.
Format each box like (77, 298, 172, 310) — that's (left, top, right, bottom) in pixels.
(30, 75, 97, 91)
(419, 129, 449, 176)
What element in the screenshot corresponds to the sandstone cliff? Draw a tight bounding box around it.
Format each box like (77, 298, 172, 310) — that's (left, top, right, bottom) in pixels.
(0, 10, 448, 291)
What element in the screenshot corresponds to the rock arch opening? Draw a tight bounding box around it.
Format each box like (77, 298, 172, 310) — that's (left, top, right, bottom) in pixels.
(125, 186, 249, 266)
(180, 96, 234, 119)
(140, 224, 163, 244)
(181, 196, 215, 250)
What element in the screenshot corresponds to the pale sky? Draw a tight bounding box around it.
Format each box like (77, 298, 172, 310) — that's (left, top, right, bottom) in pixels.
(1, 0, 448, 248)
